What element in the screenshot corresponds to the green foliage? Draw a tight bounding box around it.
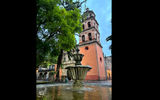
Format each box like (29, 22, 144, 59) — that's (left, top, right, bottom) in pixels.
(60, 64, 64, 69)
(36, 0, 84, 67)
(61, 0, 87, 11)
(49, 71, 56, 75)
(36, 36, 59, 67)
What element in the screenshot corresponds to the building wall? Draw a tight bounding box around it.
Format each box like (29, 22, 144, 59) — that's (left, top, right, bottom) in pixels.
(82, 18, 99, 32)
(61, 51, 76, 77)
(79, 28, 100, 44)
(79, 42, 106, 81)
(96, 44, 106, 80)
(54, 51, 76, 81)
(104, 56, 112, 80)
(78, 9, 106, 81)
(79, 43, 99, 80)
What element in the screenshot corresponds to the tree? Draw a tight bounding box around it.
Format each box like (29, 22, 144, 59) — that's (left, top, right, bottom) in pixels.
(61, 0, 87, 11)
(36, 0, 86, 81)
(36, 0, 61, 67)
(54, 0, 87, 81)
(106, 34, 112, 50)
(36, 36, 59, 67)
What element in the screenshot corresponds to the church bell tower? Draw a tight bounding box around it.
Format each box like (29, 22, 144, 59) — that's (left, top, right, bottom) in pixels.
(79, 8, 106, 80)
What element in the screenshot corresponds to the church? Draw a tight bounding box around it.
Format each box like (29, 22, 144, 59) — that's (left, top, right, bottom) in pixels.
(59, 8, 106, 81)
(78, 8, 106, 80)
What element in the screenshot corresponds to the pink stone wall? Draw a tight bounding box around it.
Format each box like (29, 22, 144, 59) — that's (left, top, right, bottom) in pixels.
(79, 43, 99, 80)
(96, 44, 106, 80)
(79, 43, 106, 81)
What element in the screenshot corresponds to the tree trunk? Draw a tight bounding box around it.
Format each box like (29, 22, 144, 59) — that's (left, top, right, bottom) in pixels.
(55, 49, 63, 82)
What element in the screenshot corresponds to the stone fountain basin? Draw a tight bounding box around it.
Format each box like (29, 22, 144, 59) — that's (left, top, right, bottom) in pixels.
(65, 65, 92, 87)
(66, 65, 92, 69)
(65, 65, 92, 69)
(65, 65, 92, 81)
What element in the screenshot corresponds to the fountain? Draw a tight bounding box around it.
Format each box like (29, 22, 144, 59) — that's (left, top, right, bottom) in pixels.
(36, 45, 112, 100)
(65, 45, 92, 87)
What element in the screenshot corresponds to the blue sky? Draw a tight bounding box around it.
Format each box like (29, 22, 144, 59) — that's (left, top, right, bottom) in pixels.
(75, 0, 112, 57)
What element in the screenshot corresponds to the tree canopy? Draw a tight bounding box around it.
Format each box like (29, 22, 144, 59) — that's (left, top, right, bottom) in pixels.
(36, 0, 86, 67)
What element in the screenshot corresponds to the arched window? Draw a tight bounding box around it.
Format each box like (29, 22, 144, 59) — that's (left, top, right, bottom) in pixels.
(82, 35, 85, 42)
(83, 24, 85, 30)
(88, 33, 92, 40)
(88, 22, 91, 28)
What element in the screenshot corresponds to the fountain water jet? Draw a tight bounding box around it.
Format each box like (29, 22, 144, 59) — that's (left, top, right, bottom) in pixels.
(65, 45, 92, 87)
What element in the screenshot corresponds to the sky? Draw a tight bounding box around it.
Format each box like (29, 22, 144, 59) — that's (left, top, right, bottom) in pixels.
(75, 0, 112, 57)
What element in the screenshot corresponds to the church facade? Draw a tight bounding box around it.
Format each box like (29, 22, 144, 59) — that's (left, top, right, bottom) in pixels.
(56, 8, 107, 81)
(78, 8, 106, 80)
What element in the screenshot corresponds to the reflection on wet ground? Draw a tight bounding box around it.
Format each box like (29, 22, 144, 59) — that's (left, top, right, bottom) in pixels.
(37, 85, 112, 100)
